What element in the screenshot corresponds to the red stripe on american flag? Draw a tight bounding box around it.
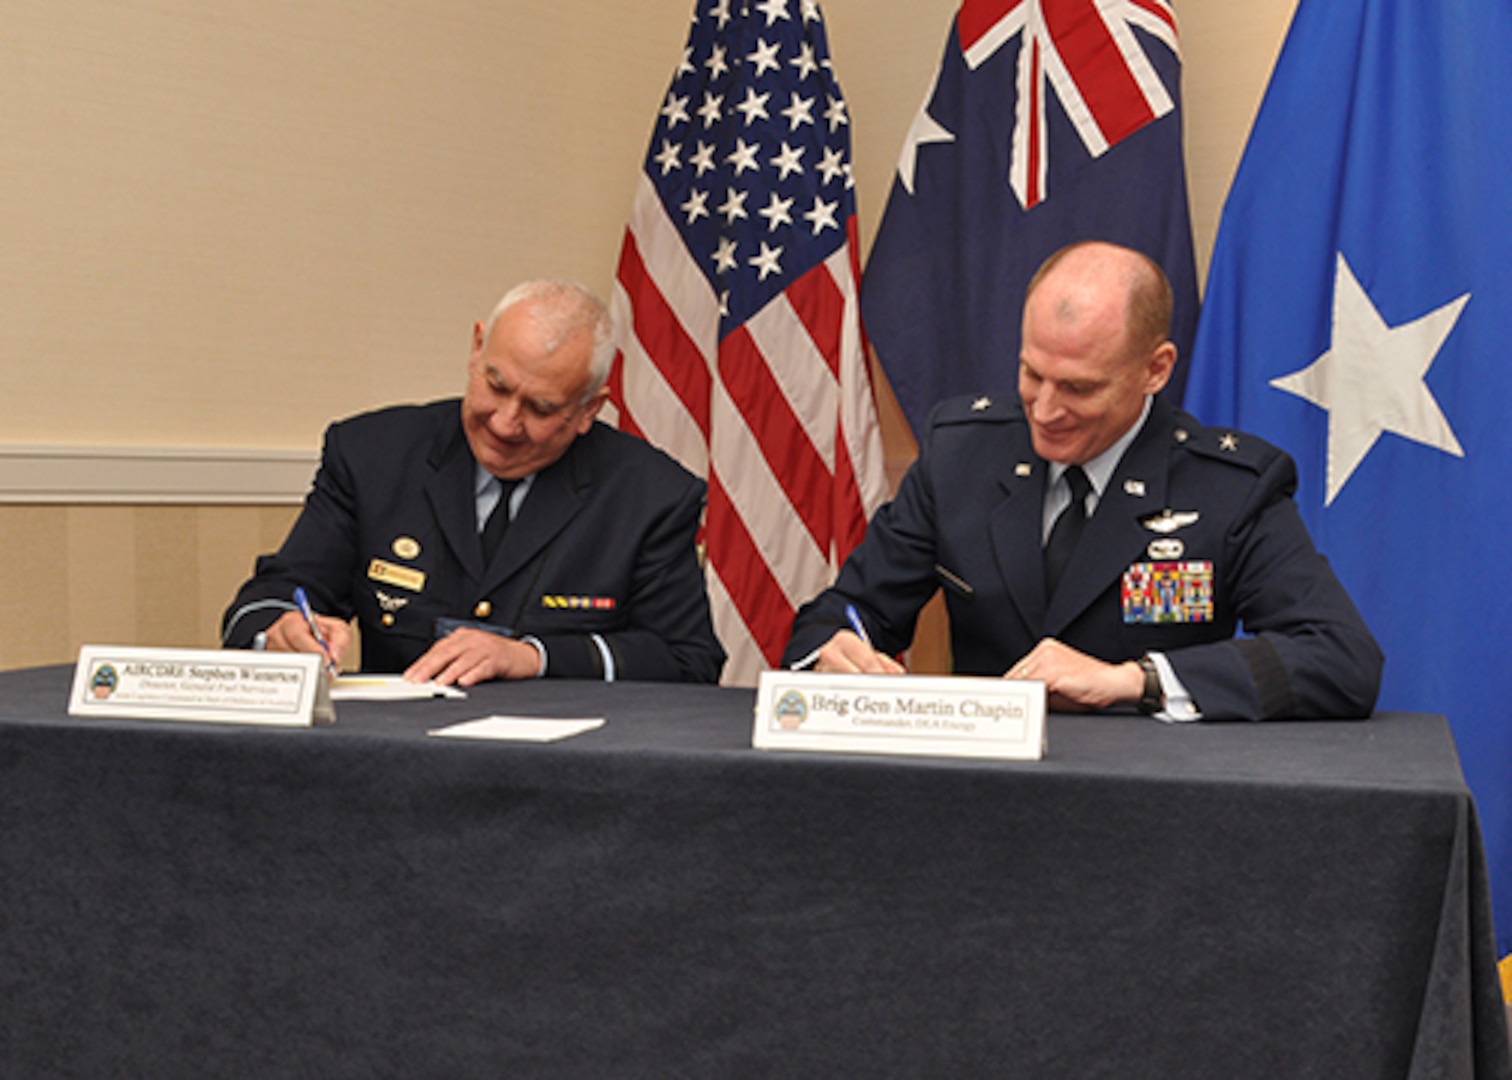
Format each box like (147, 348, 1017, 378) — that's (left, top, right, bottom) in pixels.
(615, 232, 712, 440)
(830, 424, 868, 562)
(1044, 0, 1156, 145)
(705, 472, 795, 666)
(958, 0, 1022, 55)
(786, 262, 845, 381)
(717, 326, 834, 552)
(606, 352, 645, 439)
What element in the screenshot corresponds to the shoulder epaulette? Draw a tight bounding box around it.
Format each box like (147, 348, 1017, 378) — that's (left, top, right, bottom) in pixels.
(1169, 414, 1279, 473)
(929, 393, 1021, 428)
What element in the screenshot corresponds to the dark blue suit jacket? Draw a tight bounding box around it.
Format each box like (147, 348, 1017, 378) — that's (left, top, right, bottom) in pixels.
(783, 394, 1382, 719)
(223, 400, 724, 683)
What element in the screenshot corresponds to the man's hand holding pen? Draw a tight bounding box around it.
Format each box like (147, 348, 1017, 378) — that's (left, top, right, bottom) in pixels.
(265, 607, 352, 673)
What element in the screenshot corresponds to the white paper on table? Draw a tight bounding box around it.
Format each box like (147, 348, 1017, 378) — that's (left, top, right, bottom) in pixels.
(427, 716, 605, 742)
(330, 675, 467, 701)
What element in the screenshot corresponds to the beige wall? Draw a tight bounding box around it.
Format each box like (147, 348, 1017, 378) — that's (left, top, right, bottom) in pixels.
(0, 0, 1296, 672)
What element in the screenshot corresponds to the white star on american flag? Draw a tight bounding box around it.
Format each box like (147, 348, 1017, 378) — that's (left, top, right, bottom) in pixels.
(726, 137, 761, 175)
(758, 192, 795, 231)
(755, 0, 790, 28)
(747, 38, 782, 77)
(750, 241, 784, 280)
(770, 142, 805, 180)
(717, 187, 749, 223)
(803, 196, 838, 234)
(735, 87, 771, 125)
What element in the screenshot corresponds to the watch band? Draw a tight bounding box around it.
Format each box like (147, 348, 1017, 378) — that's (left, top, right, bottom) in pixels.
(1137, 655, 1164, 715)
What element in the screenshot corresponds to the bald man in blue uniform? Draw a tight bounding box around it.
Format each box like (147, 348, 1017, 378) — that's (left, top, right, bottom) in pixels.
(783, 242, 1381, 720)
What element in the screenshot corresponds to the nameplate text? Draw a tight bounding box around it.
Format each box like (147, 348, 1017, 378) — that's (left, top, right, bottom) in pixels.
(69, 645, 334, 726)
(753, 671, 1045, 760)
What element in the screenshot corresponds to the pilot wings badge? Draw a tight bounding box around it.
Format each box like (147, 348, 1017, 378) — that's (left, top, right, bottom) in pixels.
(375, 590, 410, 614)
(1141, 509, 1200, 535)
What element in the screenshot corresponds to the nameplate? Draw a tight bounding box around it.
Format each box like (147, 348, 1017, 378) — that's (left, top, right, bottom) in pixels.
(68, 645, 334, 727)
(753, 671, 1045, 760)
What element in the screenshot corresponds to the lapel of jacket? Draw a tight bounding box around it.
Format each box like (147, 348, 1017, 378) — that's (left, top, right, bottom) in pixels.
(987, 426, 1051, 636)
(1043, 397, 1175, 636)
(480, 431, 590, 592)
(424, 411, 487, 583)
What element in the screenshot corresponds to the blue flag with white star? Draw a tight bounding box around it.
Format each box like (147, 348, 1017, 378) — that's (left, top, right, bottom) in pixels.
(1185, 0, 1512, 950)
(861, 0, 1200, 437)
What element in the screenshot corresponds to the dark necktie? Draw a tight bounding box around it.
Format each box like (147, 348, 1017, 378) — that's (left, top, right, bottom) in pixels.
(1044, 465, 1092, 599)
(479, 480, 518, 564)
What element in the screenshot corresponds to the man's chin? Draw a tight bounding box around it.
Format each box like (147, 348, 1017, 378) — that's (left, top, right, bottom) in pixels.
(469, 439, 529, 479)
(1031, 434, 1080, 464)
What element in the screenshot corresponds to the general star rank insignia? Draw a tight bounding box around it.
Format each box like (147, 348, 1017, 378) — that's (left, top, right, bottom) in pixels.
(972, 396, 992, 412)
(1219, 433, 1240, 452)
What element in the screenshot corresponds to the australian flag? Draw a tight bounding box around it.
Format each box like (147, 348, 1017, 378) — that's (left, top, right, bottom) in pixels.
(1185, 0, 1512, 953)
(861, 0, 1200, 437)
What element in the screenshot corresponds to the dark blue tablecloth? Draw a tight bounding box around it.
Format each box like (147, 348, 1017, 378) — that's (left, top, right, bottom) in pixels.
(1, 665, 1507, 1078)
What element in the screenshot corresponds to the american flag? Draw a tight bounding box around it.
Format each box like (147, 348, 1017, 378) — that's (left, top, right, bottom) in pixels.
(862, 0, 1199, 435)
(606, 0, 888, 686)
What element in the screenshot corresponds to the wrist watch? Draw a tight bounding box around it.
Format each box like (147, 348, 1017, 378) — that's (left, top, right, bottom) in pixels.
(1136, 655, 1164, 715)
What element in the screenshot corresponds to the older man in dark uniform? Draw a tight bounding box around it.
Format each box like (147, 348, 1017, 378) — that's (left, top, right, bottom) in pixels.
(223, 280, 724, 685)
(783, 242, 1381, 720)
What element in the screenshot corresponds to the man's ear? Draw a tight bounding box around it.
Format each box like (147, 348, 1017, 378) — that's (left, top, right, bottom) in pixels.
(576, 386, 611, 433)
(1144, 341, 1178, 395)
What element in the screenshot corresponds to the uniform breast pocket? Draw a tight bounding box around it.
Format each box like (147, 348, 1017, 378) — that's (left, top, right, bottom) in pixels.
(356, 553, 443, 642)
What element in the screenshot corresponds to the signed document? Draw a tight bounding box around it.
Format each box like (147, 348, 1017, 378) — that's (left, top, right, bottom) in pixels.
(329, 675, 467, 702)
(428, 716, 605, 742)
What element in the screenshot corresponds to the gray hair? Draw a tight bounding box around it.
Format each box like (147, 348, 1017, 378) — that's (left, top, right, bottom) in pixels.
(484, 280, 615, 403)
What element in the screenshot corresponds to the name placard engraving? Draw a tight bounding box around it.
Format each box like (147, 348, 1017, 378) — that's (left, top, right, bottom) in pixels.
(753, 671, 1045, 760)
(69, 645, 333, 726)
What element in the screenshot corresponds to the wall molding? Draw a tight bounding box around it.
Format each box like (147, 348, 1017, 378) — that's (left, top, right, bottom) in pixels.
(0, 445, 318, 504)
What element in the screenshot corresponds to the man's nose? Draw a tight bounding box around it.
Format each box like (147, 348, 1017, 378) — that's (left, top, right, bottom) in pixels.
(491, 398, 525, 437)
(1029, 385, 1062, 422)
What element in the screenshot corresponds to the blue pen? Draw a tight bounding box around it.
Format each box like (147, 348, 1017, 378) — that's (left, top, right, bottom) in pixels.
(844, 603, 872, 648)
(293, 587, 340, 676)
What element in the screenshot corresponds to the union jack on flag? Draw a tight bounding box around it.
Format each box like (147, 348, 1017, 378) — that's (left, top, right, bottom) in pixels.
(862, 0, 1198, 435)
(957, 0, 1178, 208)
(606, 0, 888, 686)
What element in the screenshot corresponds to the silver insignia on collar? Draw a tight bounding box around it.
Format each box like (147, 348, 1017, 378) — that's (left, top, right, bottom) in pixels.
(972, 396, 992, 411)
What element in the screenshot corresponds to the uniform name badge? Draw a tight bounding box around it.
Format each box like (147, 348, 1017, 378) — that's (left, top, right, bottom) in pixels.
(1122, 561, 1214, 624)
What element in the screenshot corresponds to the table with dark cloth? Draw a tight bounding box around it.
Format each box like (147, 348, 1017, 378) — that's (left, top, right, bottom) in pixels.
(1, 664, 1507, 1078)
